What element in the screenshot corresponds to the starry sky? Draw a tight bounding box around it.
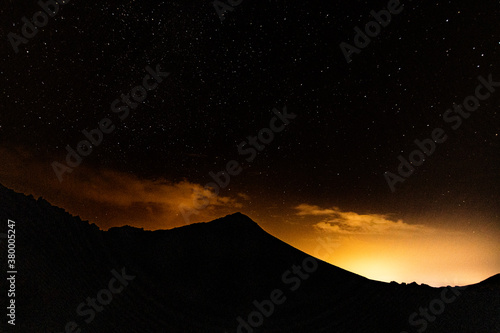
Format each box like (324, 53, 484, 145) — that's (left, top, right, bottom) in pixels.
(1, 0, 499, 286)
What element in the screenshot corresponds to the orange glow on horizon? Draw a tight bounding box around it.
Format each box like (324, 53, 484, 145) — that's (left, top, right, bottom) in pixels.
(1, 148, 499, 288)
(273, 217, 500, 288)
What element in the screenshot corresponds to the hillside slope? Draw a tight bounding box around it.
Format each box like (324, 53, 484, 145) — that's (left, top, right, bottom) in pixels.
(0, 184, 498, 332)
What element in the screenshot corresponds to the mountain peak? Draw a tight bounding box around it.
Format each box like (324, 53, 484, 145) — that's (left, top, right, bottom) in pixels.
(1, 182, 499, 332)
(216, 212, 259, 225)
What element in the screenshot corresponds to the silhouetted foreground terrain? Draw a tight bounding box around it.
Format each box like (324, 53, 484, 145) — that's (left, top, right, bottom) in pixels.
(0, 184, 499, 332)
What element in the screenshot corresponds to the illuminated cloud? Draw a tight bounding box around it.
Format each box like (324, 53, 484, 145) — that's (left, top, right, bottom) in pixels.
(237, 192, 251, 201)
(295, 204, 338, 216)
(0, 146, 242, 230)
(295, 204, 426, 234)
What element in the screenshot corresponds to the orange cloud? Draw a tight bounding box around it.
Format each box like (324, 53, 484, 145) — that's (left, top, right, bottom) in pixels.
(295, 204, 427, 234)
(0, 145, 242, 230)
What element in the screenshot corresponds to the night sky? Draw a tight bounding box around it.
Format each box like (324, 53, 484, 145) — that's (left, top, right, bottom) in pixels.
(1, 0, 499, 286)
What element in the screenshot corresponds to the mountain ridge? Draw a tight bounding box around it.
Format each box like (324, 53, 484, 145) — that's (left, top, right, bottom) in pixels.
(0, 183, 499, 332)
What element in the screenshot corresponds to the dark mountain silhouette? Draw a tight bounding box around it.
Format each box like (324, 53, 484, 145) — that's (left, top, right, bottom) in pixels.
(0, 183, 499, 332)
(477, 273, 500, 286)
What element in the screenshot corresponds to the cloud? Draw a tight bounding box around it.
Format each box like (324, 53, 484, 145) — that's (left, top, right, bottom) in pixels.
(0, 145, 242, 230)
(295, 204, 338, 216)
(295, 204, 426, 234)
(67, 168, 241, 211)
(237, 192, 251, 201)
